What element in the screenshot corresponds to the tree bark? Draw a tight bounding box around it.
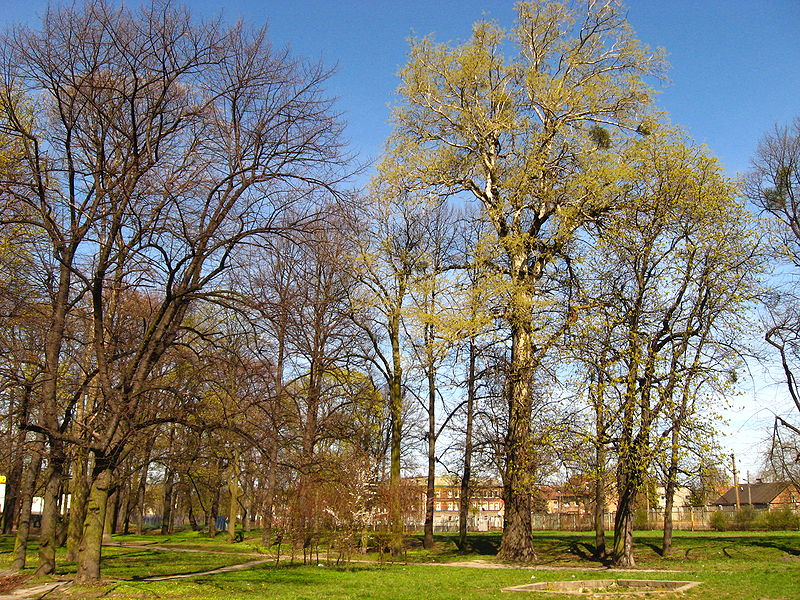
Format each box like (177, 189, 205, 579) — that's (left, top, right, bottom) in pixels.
(662, 426, 680, 557)
(75, 460, 114, 583)
(35, 446, 65, 575)
(612, 469, 638, 567)
(458, 337, 476, 551)
(11, 439, 44, 571)
(134, 451, 151, 536)
(161, 467, 175, 535)
(66, 448, 91, 561)
(208, 483, 220, 538)
(593, 446, 607, 559)
(388, 309, 404, 555)
(104, 490, 117, 541)
(592, 373, 607, 559)
(498, 287, 536, 561)
(227, 453, 240, 544)
(423, 321, 437, 549)
(2, 385, 31, 534)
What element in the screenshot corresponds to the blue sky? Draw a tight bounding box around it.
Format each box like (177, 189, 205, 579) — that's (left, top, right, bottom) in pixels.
(2, 0, 798, 477)
(2, 0, 798, 179)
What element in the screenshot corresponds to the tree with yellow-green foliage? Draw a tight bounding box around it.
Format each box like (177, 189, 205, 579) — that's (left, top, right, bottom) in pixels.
(382, 0, 665, 560)
(573, 132, 762, 566)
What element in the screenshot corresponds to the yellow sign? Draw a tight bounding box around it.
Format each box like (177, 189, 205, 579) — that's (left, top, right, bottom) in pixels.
(0, 475, 6, 484)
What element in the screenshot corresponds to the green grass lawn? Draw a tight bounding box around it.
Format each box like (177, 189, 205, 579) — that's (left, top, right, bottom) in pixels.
(1, 529, 798, 599)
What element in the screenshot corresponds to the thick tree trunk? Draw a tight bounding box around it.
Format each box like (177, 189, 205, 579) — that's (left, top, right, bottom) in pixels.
(35, 446, 65, 575)
(66, 448, 91, 561)
(11, 441, 44, 571)
(612, 476, 637, 567)
(498, 304, 536, 561)
(458, 337, 476, 551)
(75, 463, 114, 583)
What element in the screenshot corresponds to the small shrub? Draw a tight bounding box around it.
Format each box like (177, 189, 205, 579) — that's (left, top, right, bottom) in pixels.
(732, 505, 757, 530)
(764, 508, 800, 531)
(710, 510, 731, 531)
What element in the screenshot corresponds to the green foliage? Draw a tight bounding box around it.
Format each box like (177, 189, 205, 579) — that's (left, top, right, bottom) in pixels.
(763, 508, 800, 531)
(589, 125, 612, 149)
(731, 506, 757, 531)
(709, 511, 731, 531)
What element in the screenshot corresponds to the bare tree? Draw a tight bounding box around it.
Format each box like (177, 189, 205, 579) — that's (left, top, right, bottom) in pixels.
(747, 117, 800, 485)
(0, 0, 346, 581)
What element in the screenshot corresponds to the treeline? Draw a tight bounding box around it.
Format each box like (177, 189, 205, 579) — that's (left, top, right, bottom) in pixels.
(0, 0, 796, 583)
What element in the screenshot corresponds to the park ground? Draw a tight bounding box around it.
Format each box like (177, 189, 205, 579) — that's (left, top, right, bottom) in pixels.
(0, 530, 798, 599)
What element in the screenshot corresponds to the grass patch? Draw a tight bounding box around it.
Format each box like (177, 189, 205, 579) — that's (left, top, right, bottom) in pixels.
(1, 530, 798, 599)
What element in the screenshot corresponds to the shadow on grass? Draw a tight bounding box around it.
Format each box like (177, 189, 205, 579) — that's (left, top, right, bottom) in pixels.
(448, 534, 500, 556)
(747, 539, 800, 557)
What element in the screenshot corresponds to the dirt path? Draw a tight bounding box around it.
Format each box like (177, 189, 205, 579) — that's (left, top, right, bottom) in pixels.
(132, 558, 271, 582)
(0, 580, 70, 600)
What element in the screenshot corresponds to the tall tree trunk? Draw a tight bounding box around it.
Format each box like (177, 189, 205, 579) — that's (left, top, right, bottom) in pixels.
(498, 287, 536, 561)
(2, 456, 23, 534)
(662, 425, 680, 556)
(188, 495, 199, 531)
(3, 385, 31, 534)
(117, 480, 130, 535)
(104, 489, 117, 541)
(35, 445, 65, 575)
(208, 483, 220, 538)
(66, 448, 91, 561)
(75, 459, 114, 584)
(134, 451, 151, 535)
(592, 373, 607, 559)
(161, 468, 175, 535)
(11, 438, 44, 571)
(612, 480, 637, 567)
(423, 323, 437, 549)
(35, 255, 75, 574)
(260, 449, 278, 546)
(262, 321, 285, 547)
(593, 443, 607, 559)
(458, 338, 476, 551)
(388, 311, 404, 555)
(227, 452, 240, 544)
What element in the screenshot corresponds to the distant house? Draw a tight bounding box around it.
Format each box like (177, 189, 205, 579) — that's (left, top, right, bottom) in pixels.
(714, 481, 800, 510)
(407, 476, 504, 531)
